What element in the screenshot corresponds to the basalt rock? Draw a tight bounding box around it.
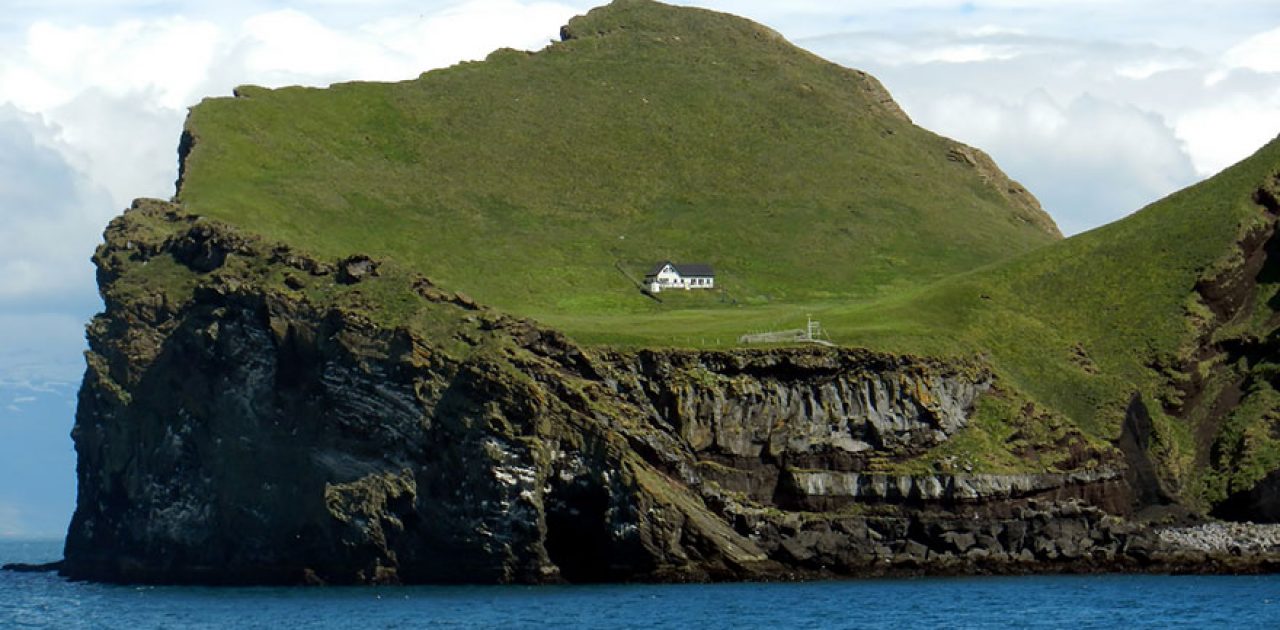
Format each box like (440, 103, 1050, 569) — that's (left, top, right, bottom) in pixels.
(57, 201, 1278, 585)
(605, 349, 991, 458)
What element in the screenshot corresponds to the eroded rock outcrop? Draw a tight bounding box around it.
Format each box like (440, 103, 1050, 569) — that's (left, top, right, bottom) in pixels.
(58, 201, 1275, 585)
(608, 349, 990, 457)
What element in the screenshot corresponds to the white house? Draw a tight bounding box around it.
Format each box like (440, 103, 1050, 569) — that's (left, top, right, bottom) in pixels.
(644, 261, 715, 293)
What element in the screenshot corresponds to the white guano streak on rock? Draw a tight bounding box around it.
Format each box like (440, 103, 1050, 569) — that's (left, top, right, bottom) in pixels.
(1156, 522, 1280, 553)
(792, 467, 1122, 501)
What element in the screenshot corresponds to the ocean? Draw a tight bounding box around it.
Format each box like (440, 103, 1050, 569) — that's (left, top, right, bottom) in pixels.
(3, 540, 1279, 629)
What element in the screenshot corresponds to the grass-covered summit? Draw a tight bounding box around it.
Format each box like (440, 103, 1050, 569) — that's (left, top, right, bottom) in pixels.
(167, 0, 1280, 511)
(177, 0, 1059, 324)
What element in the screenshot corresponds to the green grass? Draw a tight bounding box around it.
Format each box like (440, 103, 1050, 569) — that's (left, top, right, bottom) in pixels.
(178, 0, 1059, 332)
(166, 0, 1280, 502)
(531, 134, 1280, 496)
(1202, 383, 1280, 504)
(568, 135, 1280, 419)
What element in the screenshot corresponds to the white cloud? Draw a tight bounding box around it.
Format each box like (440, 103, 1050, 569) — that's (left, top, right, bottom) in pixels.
(0, 18, 217, 211)
(43, 89, 184, 209)
(0, 16, 614, 548)
(0, 106, 114, 301)
(360, 0, 578, 75)
(0, 0, 582, 212)
(1180, 26, 1280, 176)
(1115, 58, 1196, 80)
(221, 2, 578, 88)
(960, 25, 1027, 37)
(803, 22, 1280, 232)
(1176, 90, 1280, 176)
(911, 90, 1197, 234)
(910, 42, 1023, 65)
(236, 10, 399, 82)
(0, 1, 579, 388)
(1222, 26, 1280, 74)
(10, 17, 221, 112)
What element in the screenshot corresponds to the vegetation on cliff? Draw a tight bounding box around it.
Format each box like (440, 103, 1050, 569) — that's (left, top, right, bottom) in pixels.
(176, 0, 1058, 325)
(61, 0, 1280, 584)
(68, 201, 1245, 584)
(833, 137, 1280, 509)
(170, 0, 1280, 512)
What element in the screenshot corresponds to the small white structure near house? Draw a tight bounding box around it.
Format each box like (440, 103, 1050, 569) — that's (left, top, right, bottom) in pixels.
(645, 261, 715, 293)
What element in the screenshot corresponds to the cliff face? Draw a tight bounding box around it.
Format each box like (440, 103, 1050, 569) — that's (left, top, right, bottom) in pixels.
(41, 0, 1280, 584)
(61, 201, 1267, 585)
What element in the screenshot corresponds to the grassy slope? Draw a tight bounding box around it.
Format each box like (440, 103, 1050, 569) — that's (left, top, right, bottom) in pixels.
(835, 137, 1280, 496)
(575, 137, 1278, 396)
(177, 0, 1058, 329)
(169, 0, 1280, 496)
(562, 136, 1279, 489)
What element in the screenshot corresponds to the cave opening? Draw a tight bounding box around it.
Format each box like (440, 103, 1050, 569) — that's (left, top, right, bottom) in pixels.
(545, 481, 615, 583)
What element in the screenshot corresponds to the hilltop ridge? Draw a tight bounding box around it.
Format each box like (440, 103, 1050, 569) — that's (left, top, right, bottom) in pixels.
(176, 0, 1058, 322)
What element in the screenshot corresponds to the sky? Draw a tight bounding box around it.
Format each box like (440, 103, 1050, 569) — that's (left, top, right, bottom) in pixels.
(0, 0, 1278, 539)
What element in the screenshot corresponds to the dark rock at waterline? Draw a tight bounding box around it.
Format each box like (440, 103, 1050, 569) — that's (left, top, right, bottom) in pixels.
(59, 201, 1280, 585)
(3, 561, 63, 573)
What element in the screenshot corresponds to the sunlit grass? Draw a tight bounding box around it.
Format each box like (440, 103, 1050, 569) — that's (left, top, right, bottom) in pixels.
(164, 0, 1280, 500)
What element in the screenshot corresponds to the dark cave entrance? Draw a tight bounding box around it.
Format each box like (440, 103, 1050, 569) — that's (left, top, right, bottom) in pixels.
(545, 482, 615, 583)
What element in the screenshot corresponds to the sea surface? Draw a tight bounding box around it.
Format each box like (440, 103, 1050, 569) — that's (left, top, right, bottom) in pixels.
(3, 540, 1280, 629)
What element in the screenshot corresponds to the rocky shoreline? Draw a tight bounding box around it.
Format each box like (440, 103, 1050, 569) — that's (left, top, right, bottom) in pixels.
(47, 202, 1280, 585)
(15, 512, 1280, 581)
(1155, 522, 1280, 556)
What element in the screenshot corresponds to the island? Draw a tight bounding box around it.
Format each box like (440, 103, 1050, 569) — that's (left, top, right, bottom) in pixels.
(45, 0, 1280, 584)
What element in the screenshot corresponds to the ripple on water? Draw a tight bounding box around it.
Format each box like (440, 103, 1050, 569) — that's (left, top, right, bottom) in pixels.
(4, 542, 1280, 629)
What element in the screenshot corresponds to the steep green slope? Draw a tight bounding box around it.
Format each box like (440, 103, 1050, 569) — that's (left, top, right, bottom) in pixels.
(500, 119, 1280, 510)
(815, 135, 1280, 507)
(176, 0, 1058, 323)
(167, 0, 1280, 513)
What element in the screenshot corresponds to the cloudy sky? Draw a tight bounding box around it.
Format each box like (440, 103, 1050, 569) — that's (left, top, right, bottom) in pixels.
(1, 0, 1278, 538)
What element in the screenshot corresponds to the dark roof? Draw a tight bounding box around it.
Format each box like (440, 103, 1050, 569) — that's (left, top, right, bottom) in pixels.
(645, 261, 714, 277)
(675, 263, 714, 277)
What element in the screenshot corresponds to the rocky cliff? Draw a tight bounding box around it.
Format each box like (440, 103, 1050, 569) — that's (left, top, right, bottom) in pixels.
(59, 201, 1278, 585)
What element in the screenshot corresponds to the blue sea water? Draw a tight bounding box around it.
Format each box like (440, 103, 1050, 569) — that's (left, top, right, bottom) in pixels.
(3, 540, 1280, 629)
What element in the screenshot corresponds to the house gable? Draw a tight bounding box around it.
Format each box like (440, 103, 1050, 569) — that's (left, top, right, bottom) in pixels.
(643, 261, 715, 293)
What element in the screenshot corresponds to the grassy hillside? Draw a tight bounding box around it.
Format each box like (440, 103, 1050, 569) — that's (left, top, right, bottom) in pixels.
(177, 0, 1058, 324)
(169, 0, 1280, 506)
(553, 134, 1280, 501)
(823, 136, 1280, 502)
(564, 137, 1277, 391)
